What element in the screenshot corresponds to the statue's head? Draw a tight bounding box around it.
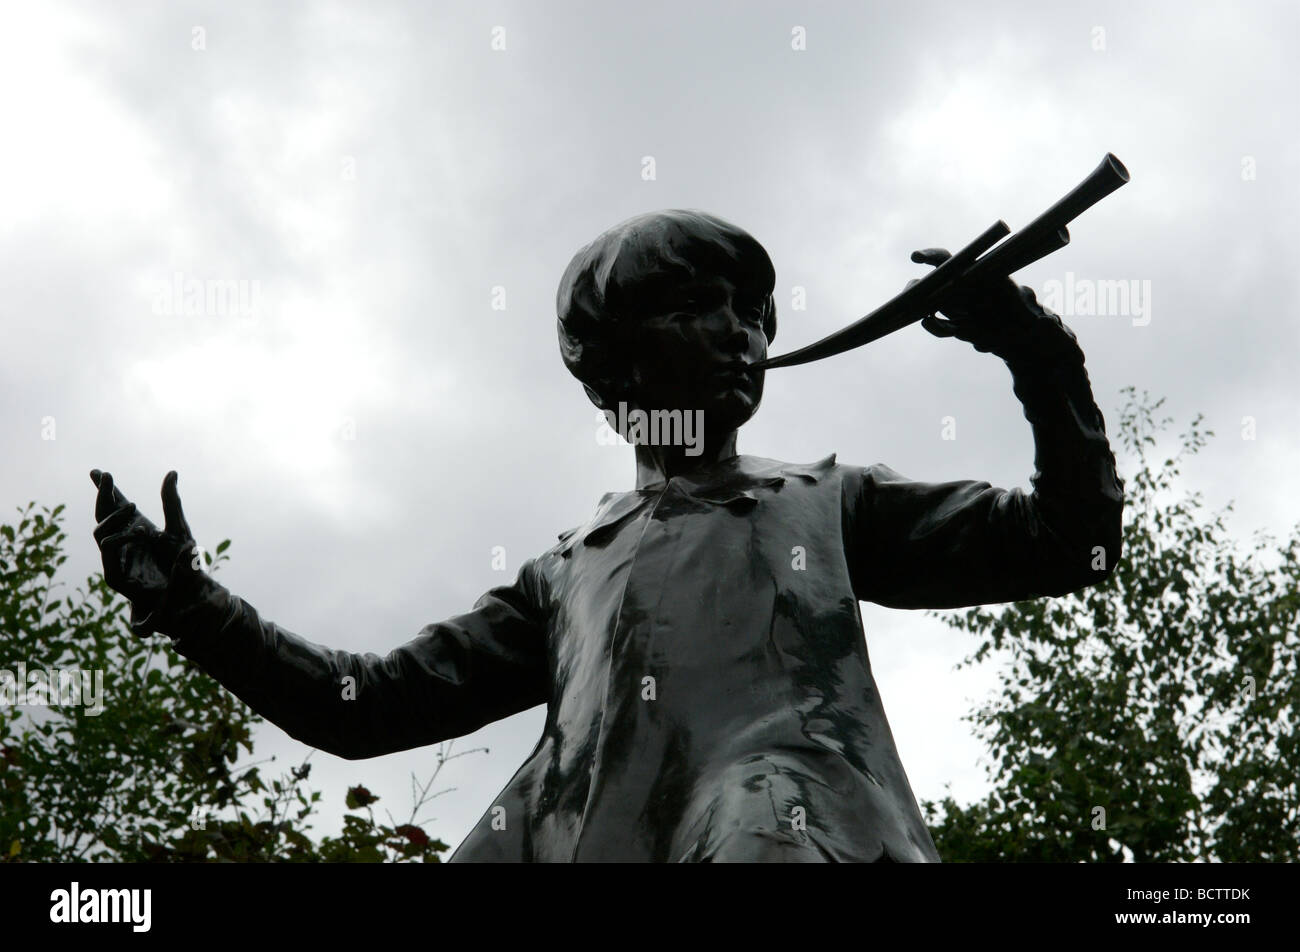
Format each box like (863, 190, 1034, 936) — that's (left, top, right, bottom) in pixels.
(557, 209, 776, 437)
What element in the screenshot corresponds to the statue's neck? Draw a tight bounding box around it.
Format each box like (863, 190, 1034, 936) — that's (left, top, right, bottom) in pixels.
(634, 430, 739, 489)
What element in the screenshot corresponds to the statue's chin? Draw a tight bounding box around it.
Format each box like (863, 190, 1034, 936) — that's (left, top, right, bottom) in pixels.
(610, 383, 759, 438)
(703, 391, 759, 435)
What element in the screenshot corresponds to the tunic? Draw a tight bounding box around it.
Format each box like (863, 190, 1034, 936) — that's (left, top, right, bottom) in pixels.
(155, 347, 1124, 862)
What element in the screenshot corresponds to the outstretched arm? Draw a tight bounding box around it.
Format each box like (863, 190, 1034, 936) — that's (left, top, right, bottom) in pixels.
(90, 471, 549, 759)
(844, 256, 1125, 609)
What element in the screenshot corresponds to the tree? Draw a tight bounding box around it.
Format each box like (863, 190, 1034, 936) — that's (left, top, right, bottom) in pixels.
(924, 388, 1300, 861)
(0, 504, 466, 862)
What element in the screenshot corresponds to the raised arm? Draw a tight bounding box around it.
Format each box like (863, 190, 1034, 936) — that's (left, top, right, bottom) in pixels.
(843, 261, 1125, 610)
(90, 471, 549, 759)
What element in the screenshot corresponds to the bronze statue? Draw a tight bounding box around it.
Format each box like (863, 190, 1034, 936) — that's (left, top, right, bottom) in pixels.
(91, 162, 1126, 861)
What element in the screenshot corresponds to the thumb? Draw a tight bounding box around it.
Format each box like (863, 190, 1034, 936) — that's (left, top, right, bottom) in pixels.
(910, 247, 953, 268)
(921, 315, 957, 338)
(161, 471, 193, 540)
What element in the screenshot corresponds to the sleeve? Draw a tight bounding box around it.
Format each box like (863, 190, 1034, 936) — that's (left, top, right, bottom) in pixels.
(843, 311, 1125, 610)
(134, 559, 551, 760)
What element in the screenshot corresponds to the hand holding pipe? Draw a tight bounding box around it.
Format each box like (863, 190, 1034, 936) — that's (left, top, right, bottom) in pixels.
(751, 153, 1130, 372)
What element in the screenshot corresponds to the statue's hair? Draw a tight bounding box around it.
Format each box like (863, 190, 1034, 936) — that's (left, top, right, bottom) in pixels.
(556, 209, 777, 408)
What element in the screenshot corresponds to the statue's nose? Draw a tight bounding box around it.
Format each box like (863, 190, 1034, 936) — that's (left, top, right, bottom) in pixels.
(714, 309, 749, 352)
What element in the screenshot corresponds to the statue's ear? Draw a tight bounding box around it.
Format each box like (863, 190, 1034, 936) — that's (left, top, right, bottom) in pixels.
(764, 295, 778, 346)
(584, 370, 638, 411)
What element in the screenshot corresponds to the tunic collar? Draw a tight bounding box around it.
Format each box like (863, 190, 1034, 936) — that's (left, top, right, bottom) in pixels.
(557, 453, 837, 555)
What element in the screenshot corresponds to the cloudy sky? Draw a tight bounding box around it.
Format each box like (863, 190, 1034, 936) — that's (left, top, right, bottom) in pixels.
(4, 0, 1297, 854)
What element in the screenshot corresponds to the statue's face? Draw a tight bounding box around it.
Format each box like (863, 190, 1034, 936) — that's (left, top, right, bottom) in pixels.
(623, 273, 767, 435)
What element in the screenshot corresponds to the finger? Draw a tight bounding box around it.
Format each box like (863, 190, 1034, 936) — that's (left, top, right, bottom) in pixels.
(94, 471, 132, 521)
(921, 315, 958, 338)
(910, 248, 952, 267)
(93, 503, 139, 544)
(98, 528, 145, 553)
(161, 471, 192, 539)
(93, 469, 109, 519)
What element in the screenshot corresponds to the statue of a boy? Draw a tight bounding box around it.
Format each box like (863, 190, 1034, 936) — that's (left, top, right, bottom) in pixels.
(91, 209, 1124, 861)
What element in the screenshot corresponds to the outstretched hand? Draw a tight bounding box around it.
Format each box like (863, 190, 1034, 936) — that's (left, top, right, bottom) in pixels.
(90, 469, 198, 614)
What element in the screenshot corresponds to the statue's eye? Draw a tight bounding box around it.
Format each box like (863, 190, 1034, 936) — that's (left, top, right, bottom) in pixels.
(679, 287, 726, 311)
(739, 299, 766, 324)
